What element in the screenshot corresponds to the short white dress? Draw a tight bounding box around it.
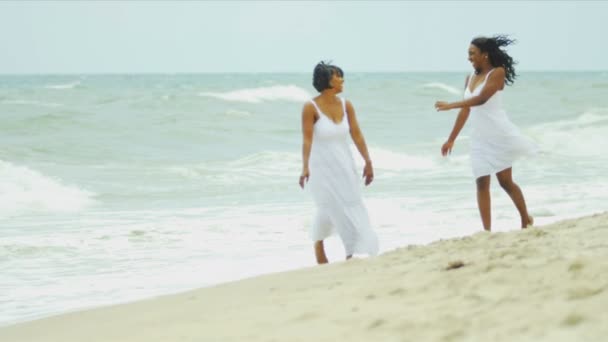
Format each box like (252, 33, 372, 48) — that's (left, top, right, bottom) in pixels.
(307, 98, 379, 256)
(464, 69, 538, 178)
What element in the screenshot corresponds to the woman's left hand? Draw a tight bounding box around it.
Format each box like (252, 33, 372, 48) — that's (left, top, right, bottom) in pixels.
(435, 101, 452, 111)
(299, 167, 310, 189)
(363, 162, 374, 186)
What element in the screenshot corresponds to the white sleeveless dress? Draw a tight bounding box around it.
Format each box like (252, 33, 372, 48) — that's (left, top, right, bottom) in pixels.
(307, 98, 379, 256)
(464, 70, 538, 178)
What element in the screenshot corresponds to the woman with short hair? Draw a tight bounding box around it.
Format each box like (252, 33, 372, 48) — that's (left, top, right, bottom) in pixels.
(299, 61, 379, 263)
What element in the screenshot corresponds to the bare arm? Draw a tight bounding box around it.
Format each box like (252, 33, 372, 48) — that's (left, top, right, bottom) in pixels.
(447, 108, 471, 143)
(442, 107, 470, 155)
(299, 103, 315, 188)
(346, 100, 371, 162)
(345, 100, 374, 185)
(441, 76, 472, 156)
(436, 67, 505, 111)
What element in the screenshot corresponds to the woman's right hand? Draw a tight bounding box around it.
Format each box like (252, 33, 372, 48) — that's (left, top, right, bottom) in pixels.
(299, 167, 310, 189)
(435, 101, 453, 111)
(441, 140, 454, 156)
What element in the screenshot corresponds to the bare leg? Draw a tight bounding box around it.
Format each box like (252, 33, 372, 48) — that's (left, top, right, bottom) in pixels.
(496, 167, 533, 229)
(476, 175, 492, 231)
(314, 240, 328, 264)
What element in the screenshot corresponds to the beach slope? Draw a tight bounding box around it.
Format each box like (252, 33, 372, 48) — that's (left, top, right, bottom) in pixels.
(2, 213, 607, 342)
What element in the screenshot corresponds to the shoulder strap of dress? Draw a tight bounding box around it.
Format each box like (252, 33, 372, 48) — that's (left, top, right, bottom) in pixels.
(467, 72, 475, 87)
(309, 99, 321, 114)
(484, 68, 495, 82)
(340, 97, 350, 124)
(464, 73, 475, 96)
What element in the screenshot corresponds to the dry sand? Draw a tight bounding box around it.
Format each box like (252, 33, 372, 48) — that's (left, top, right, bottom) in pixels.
(1, 212, 607, 342)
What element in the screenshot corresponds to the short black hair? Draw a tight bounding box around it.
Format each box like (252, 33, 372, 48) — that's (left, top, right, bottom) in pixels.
(312, 61, 344, 92)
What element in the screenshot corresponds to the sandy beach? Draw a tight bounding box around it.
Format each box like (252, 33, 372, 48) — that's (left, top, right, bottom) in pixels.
(1, 212, 607, 342)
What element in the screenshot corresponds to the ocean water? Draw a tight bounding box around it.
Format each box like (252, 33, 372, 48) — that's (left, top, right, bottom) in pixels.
(1, 72, 607, 326)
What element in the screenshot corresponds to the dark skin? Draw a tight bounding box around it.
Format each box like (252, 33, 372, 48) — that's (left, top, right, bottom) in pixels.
(300, 72, 374, 263)
(435, 44, 533, 231)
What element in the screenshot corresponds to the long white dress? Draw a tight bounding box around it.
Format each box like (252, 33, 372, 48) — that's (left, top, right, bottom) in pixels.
(307, 98, 379, 256)
(465, 69, 538, 178)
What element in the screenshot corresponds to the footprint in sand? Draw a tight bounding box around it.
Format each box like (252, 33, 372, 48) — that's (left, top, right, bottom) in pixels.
(567, 287, 604, 300)
(568, 260, 585, 272)
(442, 329, 466, 341)
(483, 262, 511, 272)
(389, 288, 406, 296)
(527, 229, 548, 237)
(445, 260, 465, 270)
(292, 312, 320, 321)
(562, 313, 584, 326)
(368, 319, 385, 329)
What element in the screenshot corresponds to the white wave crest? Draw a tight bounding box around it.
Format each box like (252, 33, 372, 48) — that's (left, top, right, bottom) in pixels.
(0, 160, 95, 218)
(44, 81, 81, 90)
(223, 109, 252, 117)
(199, 85, 311, 103)
(228, 151, 300, 171)
(353, 146, 436, 171)
(536, 109, 608, 130)
(169, 148, 436, 185)
(421, 82, 461, 95)
(167, 151, 299, 182)
(529, 109, 608, 157)
(1, 99, 63, 108)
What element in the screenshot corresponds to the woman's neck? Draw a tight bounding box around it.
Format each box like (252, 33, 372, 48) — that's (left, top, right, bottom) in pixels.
(317, 91, 339, 101)
(476, 64, 493, 75)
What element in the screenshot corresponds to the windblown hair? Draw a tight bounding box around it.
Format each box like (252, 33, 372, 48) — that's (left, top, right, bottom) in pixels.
(312, 61, 344, 92)
(471, 35, 518, 85)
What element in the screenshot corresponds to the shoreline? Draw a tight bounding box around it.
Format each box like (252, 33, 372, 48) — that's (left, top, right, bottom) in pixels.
(1, 212, 607, 341)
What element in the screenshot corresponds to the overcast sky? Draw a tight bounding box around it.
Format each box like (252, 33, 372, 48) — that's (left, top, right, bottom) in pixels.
(1, 1, 606, 74)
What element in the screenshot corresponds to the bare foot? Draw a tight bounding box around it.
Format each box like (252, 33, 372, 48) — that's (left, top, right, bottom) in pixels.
(315, 241, 328, 264)
(523, 216, 534, 229)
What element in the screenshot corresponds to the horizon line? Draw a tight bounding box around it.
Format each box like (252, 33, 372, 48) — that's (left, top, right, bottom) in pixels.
(1, 69, 606, 76)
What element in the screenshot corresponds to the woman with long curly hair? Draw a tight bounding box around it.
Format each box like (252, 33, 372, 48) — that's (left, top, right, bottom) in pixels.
(435, 35, 538, 231)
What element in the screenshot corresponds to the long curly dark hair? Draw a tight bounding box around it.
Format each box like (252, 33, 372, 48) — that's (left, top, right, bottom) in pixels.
(471, 35, 517, 85)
